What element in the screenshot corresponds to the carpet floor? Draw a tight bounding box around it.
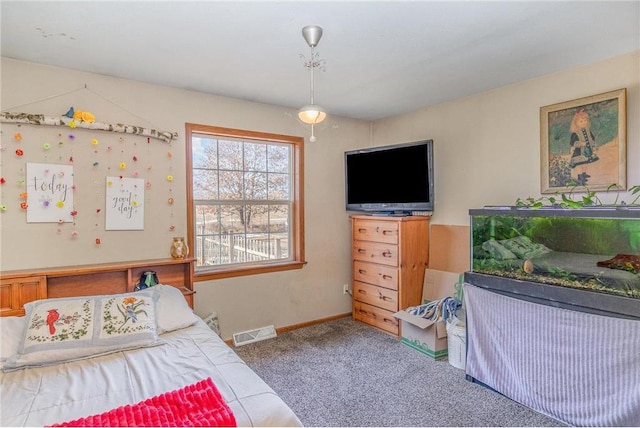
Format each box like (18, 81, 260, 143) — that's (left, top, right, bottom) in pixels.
(234, 317, 566, 427)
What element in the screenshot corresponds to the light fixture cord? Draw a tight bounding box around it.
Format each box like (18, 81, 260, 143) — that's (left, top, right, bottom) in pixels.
(309, 45, 315, 105)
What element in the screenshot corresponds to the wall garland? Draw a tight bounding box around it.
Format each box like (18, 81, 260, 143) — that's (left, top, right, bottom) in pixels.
(0, 111, 178, 143)
(0, 107, 179, 256)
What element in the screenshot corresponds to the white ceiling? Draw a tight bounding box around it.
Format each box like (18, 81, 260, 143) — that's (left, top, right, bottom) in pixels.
(1, 1, 639, 122)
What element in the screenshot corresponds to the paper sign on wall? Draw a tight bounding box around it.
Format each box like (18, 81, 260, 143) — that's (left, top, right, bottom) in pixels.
(26, 163, 74, 223)
(105, 176, 144, 230)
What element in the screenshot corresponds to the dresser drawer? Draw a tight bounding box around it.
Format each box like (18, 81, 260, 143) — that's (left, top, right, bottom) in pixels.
(353, 219, 399, 244)
(353, 261, 398, 290)
(353, 241, 398, 267)
(353, 281, 398, 312)
(353, 301, 399, 335)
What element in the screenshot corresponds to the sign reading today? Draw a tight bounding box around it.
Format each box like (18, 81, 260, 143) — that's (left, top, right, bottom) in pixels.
(26, 163, 74, 223)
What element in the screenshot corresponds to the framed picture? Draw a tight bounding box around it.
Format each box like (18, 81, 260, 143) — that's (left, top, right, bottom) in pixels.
(540, 88, 626, 194)
(105, 176, 145, 230)
(26, 162, 74, 223)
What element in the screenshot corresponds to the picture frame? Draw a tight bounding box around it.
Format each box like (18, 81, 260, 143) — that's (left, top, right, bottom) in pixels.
(540, 88, 626, 194)
(105, 176, 145, 230)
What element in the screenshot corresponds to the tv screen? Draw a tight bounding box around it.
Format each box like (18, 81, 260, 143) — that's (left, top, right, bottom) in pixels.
(345, 140, 434, 214)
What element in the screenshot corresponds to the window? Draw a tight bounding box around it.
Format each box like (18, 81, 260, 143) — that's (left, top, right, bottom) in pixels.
(186, 124, 305, 280)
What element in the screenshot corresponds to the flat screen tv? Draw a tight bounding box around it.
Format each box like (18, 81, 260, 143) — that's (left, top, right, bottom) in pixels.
(344, 140, 434, 214)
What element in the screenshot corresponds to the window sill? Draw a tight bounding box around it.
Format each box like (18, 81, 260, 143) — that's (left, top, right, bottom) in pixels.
(194, 260, 307, 281)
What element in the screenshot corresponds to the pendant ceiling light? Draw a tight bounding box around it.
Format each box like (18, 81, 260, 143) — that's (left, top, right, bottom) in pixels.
(299, 25, 326, 142)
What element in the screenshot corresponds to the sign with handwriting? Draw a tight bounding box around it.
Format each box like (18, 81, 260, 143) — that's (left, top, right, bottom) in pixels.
(26, 163, 74, 223)
(105, 176, 144, 230)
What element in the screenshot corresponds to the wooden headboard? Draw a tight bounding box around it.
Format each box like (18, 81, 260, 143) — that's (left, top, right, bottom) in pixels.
(0, 258, 195, 317)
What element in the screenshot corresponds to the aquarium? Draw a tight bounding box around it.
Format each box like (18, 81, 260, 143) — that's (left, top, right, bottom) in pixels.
(466, 207, 640, 319)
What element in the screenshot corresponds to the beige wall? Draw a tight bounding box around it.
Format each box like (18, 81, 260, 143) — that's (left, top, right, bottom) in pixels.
(374, 51, 640, 225)
(2, 51, 639, 339)
(0, 58, 370, 339)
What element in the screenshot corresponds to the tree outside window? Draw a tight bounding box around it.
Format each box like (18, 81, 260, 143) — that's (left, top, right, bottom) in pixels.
(186, 124, 305, 280)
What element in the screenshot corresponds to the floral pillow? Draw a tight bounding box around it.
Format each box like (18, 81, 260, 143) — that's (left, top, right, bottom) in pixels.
(3, 290, 160, 371)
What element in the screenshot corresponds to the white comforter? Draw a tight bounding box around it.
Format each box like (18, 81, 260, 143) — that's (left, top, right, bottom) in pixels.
(0, 319, 302, 427)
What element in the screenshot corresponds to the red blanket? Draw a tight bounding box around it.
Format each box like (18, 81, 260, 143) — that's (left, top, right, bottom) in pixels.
(52, 378, 237, 427)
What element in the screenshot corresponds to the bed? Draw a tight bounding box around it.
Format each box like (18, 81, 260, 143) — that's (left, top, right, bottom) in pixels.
(0, 284, 302, 427)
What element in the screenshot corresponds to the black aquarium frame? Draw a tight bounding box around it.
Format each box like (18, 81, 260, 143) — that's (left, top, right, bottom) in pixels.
(464, 271, 640, 320)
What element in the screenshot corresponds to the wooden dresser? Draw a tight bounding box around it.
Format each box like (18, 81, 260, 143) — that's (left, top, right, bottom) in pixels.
(351, 215, 429, 336)
(0, 258, 195, 317)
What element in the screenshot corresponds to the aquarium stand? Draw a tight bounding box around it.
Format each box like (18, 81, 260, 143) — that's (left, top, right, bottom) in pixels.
(464, 271, 640, 320)
(463, 282, 640, 426)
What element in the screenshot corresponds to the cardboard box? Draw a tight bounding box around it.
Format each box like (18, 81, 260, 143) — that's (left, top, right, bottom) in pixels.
(394, 269, 461, 359)
(394, 310, 449, 359)
(422, 269, 462, 304)
(428, 225, 471, 273)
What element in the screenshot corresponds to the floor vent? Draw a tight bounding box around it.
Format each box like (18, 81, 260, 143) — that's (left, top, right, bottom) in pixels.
(232, 325, 277, 347)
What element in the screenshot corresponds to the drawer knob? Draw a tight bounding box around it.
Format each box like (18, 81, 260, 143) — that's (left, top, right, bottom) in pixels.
(382, 229, 394, 235)
(381, 274, 392, 280)
(359, 309, 376, 319)
(358, 269, 367, 274)
(382, 251, 392, 258)
(357, 248, 366, 254)
(377, 292, 392, 302)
